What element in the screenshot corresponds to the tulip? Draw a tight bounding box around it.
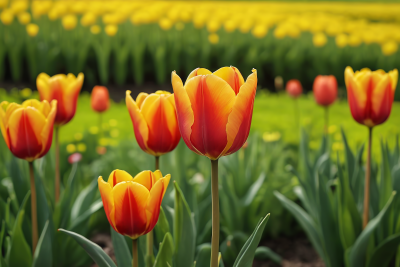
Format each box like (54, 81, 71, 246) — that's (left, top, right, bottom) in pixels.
(313, 75, 338, 133)
(286, 79, 302, 98)
(345, 66, 398, 229)
(37, 72, 83, 202)
(98, 169, 170, 267)
(172, 66, 257, 267)
(91, 86, 110, 113)
(0, 99, 57, 255)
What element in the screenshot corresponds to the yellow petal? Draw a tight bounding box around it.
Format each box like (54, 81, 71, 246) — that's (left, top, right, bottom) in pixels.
(98, 177, 116, 229)
(132, 170, 156, 191)
(389, 69, 398, 92)
(213, 66, 245, 94)
(0, 101, 10, 148)
(371, 74, 390, 115)
(108, 169, 134, 187)
(185, 68, 212, 84)
(136, 92, 149, 109)
(36, 73, 51, 101)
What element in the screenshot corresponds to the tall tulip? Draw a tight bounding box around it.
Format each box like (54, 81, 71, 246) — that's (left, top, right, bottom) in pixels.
(313, 75, 338, 133)
(172, 66, 257, 267)
(91, 85, 110, 113)
(126, 90, 180, 263)
(98, 169, 170, 267)
(0, 99, 57, 254)
(345, 66, 398, 228)
(36, 72, 84, 202)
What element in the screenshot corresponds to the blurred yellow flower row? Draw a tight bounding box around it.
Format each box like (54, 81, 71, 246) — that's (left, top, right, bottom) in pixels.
(1, 0, 400, 55)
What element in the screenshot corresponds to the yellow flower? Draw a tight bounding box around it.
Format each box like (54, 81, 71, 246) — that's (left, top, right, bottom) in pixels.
(348, 35, 362, 47)
(62, 15, 77, 30)
(110, 129, 119, 138)
(20, 88, 32, 98)
(74, 133, 83, 141)
(332, 142, 344, 151)
(66, 144, 76, 154)
(90, 25, 101, 35)
(263, 132, 281, 142)
(381, 41, 398, 56)
(224, 20, 237, 33)
(1, 9, 14, 25)
(77, 143, 87, 152)
(313, 32, 327, 47)
(208, 33, 219, 44)
(26, 23, 39, 37)
(159, 18, 172, 30)
(207, 20, 220, 33)
(99, 138, 109, 146)
(10, 0, 28, 13)
(328, 125, 338, 134)
(252, 25, 268, 39)
(109, 119, 118, 127)
(18, 12, 31, 25)
(89, 126, 99, 134)
(335, 34, 348, 48)
(81, 12, 96, 27)
(0, 0, 8, 9)
(105, 24, 118, 36)
(239, 20, 253, 33)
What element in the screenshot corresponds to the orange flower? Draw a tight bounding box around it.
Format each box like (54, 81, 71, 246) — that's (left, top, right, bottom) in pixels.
(0, 99, 57, 161)
(91, 86, 110, 113)
(286, 79, 302, 98)
(126, 90, 181, 156)
(171, 66, 257, 160)
(36, 73, 84, 126)
(313, 75, 337, 106)
(345, 67, 398, 127)
(98, 170, 170, 239)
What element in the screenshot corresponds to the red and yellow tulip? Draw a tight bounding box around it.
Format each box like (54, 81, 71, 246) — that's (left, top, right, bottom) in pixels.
(345, 67, 398, 127)
(36, 73, 84, 125)
(126, 90, 181, 156)
(91, 86, 110, 113)
(171, 66, 257, 160)
(0, 99, 57, 161)
(98, 170, 170, 239)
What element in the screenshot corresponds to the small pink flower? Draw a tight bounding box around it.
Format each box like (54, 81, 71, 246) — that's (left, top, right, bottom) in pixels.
(68, 153, 82, 164)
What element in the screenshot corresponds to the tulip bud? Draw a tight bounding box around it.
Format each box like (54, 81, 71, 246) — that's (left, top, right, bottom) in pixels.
(91, 86, 110, 113)
(68, 153, 82, 164)
(313, 75, 338, 107)
(286, 79, 302, 98)
(26, 23, 39, 37)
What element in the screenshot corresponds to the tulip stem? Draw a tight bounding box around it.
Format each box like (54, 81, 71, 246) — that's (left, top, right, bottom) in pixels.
(99, 113, 103, 139)
(294, 98, 300, 132)
(55, 126, 60, 202)
(132, 239, 138, 267)
(211, 159, 219, 267)
(29, 161, 38, 254)
(363, 127, 373, 229)
(324, 107, 329, 135)
(155, 156, 160, 170)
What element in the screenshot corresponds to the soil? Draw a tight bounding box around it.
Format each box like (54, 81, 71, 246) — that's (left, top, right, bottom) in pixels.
(91, 233, 324, 267)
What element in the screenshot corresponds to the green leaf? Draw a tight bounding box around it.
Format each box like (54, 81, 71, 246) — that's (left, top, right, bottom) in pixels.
(367, 233, 400, 267)
(110, 226, 132, 267)
(173, 182, 196, 267)
(5, 210, 32, 267)
(71, 178, 98, 221)
(58, 228, 117, 267)
(69, 199, 103, 232)
(242, 173, 265, 206)
(349, 191, 396, 267)
(154, 233, 174, 267)
(232, 214, 269, 267)
(195, 244, 211, 267)
(7, 157, 29, 206)
(32, 221, 52, 267)
(154, 207, 170, 245)
(254, 246, 282, 264)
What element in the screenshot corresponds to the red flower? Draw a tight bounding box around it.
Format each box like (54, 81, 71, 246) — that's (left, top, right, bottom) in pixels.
(286, 79, 302, 98)
(313, 75, 337, 106)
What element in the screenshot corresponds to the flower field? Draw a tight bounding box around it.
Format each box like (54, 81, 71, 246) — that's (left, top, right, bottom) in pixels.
(1, 1, 400, 267)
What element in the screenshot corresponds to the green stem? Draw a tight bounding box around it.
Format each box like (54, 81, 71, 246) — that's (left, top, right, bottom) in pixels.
(363, 127, 373, 229)
(324, 107, 329, 135)
(132, 239, 138, 267)
(155, 156, 160, 170)
(55, 126, 60, 202)
(29, 161, 38, 254)
(211, 159, 219, 267)
(99, 113, 103, 139)
(294, 98, 300, 131)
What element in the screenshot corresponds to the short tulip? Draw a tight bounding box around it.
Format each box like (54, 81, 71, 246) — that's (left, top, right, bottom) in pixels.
(286, 79, 302, 98)
(126, 90, 181, 156)
(0, 99, 57, 161)
(345, 67, 398, 127)
(91, 86, 110, 113)
(313, 75, 338, 106)
(36, 73, 84, 126)
(171, 66, 257, 160)
(98, 170, 170, 239)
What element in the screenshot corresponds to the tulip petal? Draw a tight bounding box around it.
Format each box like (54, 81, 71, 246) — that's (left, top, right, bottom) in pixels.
(213, 66, 245, 95)
(172, 72, 199, 154)
(63, 73, 83, 124)
(36, 73, 51, 101)
(98, 177, 116, 230)
(186, 74, 236, 159)
(345, 67, 370, 124)
(39, 100, 57, 158)
(108, 169, 134, 187)
(0, 102, 10, 148)
(112, 181, 150, 239)
(145, 176, 169, 233)
(186, 68, 212, 84)
(132, 171, 156, 191)
(153, 170, 163, 181)
(136, 93, 149, 109)
(126, 90, 151, 154)
(389, 69, 398, 92)
(224, 69, 257, 156)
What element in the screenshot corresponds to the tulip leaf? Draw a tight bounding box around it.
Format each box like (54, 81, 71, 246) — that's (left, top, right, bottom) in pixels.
(154, 232, 174, 267)
(70, 199, 103, 232)
(242, 173, 265, 207)
(367, 233, 400, 267)
(349, 191, 396, 267)
(254, 246, 282, 264)
(32, 221, 52, 267)
(7, 157, 29, 206)
(154, 207, 170, 245)
(58, 228, 117, 267)
(232, 214, 269, 267)
(71, 178, 98, 221)
(110, 226, 132, 267)
(195, 244, 211, 267)
(173, 182, 196, 267)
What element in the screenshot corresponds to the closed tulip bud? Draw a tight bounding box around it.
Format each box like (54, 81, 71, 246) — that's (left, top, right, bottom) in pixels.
(345, 67, 398, 127)
(18, 12, 31, 25)
(172, 66, 257, 160)
(36, 73, 84, 126)
(91, 86, 110, 113)
(0, 9, 14, 25)
(26, 23, 39, 37)
(286, 79, 302, 98)
(0, 99, 57, 161)
(126, 90, 181, 156)
(313, 75, 338, 106)
(62, 14, 77, 30)
(98, 170, 170, 239)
